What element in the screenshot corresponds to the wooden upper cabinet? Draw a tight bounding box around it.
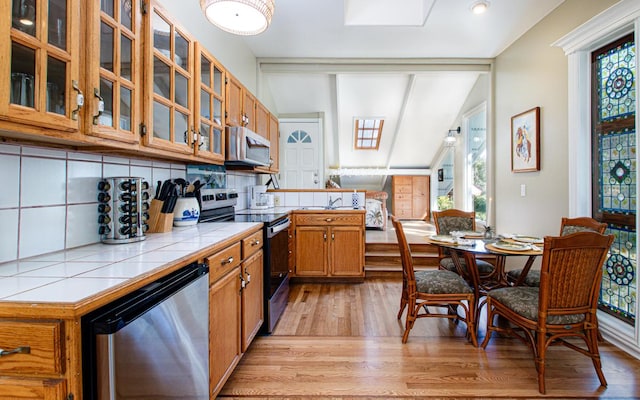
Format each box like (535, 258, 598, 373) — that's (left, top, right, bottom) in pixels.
(142, 0, 195, 156)
(225, 73, 242, 127)
(83, 0, 142, 145)
(194, 43, 225, 162)
(255, 101, 268, 139)
(392, 175, 430, 219)
(225, 73, 256, 130)
(0, 0, 83, 134)
(268, 113, 279, 172)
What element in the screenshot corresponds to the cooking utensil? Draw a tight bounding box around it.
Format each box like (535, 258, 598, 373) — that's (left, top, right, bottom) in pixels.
(174, 178, 187, 197)
(155, 180, 162, 199)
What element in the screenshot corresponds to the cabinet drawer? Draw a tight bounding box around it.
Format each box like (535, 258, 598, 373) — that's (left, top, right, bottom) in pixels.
(0, 320, 64, 375)
(0, 377, 67, 399)
(207, 243, 242, 283)
(295, 213, 364, 226)
(242, 230, 263, 258)
(395, 185, 412, 194)
(394, 193, 411, 201)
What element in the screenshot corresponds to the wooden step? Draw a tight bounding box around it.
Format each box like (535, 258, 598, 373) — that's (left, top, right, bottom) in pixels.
(364, 241, 440, 268)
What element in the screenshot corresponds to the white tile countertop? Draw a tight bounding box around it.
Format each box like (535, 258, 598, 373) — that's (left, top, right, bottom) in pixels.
(0, 222, 261, 304)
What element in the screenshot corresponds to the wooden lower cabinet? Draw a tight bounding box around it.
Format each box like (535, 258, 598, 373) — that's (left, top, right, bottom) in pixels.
(209, 228, 264, 397)
(294, 211, 365, 279)
(210, 264, 242, 397)
(0, 377, 67, 399)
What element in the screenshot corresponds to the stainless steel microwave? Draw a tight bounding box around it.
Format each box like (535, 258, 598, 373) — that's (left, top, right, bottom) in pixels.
(225, 126, 271, 167)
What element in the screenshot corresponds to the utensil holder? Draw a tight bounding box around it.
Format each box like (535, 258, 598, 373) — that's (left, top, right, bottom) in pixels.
(147, 199, 173, 233)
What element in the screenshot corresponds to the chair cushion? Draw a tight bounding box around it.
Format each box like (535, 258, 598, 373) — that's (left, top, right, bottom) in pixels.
(415, 270, 473, 294)
(438, 217, 473, 234)
(440, 257, 495, 274)
(488, 287, 585, 325)
(506, 269, 540, 287)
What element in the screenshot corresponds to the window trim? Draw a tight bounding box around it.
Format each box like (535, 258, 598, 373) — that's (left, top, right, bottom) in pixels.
(353, 118, 383, 150)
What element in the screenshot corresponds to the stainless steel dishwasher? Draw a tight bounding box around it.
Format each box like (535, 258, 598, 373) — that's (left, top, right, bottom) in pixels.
(82, 263, 209, 400)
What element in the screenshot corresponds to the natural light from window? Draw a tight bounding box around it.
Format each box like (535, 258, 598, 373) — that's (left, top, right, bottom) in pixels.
(354, 118, 383, 150)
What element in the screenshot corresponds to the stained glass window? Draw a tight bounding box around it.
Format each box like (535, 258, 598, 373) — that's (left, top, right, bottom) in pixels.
(596, 39, 636, 122)
(593, 34, 636, 325)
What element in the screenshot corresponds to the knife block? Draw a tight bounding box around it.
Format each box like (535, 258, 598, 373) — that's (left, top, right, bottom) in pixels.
(147, 199, 173, 233)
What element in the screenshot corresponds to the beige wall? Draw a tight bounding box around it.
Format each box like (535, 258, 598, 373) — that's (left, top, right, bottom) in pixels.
(493, 0, 618, 237)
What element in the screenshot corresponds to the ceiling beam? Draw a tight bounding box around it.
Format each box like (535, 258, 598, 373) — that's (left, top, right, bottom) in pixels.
(258, 58, 492, 74)
(385, 74, 416, 170)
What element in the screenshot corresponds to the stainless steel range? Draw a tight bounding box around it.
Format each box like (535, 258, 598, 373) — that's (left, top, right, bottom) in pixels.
(198, 188, 290, 334)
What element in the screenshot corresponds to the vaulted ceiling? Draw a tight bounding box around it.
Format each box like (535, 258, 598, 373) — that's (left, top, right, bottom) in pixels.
(239, 0, 566, 188)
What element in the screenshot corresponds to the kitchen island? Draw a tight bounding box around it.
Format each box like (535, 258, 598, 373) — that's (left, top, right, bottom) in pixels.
(0, 221, 262, 400)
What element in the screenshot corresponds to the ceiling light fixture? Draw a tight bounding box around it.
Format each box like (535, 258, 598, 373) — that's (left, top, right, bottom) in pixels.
(200, 0, 275, 36)
(470, 0, 490, 15)
(444, 126, 461, 145)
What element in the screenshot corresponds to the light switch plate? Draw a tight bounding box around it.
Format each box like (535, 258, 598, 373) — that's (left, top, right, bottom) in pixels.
(520, 184, 526, 197)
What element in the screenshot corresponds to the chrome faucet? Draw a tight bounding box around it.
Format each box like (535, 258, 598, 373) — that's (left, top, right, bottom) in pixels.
(328, 196, 343, 209)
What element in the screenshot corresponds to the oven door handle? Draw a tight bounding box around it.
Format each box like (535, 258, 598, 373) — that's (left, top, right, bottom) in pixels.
(268, 219, 291, 237)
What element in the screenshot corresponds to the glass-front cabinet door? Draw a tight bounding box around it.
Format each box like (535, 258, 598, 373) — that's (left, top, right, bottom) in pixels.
(143, 0, 195, 156)
(84, 0, 141, 144)
(195, 43, 224, 162)
(1, 0, 81, 132)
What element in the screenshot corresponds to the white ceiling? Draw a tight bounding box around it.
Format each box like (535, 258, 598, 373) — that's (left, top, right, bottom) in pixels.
(239, 0, 566, 188)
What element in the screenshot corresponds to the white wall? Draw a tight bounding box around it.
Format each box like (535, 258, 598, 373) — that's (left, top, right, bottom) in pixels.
(493, 0, 617, 237)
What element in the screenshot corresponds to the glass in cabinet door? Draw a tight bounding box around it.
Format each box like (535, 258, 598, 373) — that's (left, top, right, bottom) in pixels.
(5, 0, 79, 132)
(145, 2, 194, 154)
(195, 45, 224, 161)
(87, 0, 140, 141)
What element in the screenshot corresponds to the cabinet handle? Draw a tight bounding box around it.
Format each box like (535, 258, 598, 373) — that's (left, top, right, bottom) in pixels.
(192, 130, 204, 149)
(332, 233, 335, 241)
(0, 346, 30, 357)
(251, 239, 260, 246)
(71, 80, 84, 121)
(221, 256, 234, 265)
(239, 273, 246, 290)
(92, 88, 104, 125)
(325, 218, 332, 222)
(323, 233, 327, 241)
(244, 267, 251, 284)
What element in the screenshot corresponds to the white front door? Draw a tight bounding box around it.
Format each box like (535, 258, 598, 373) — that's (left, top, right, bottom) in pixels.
(279, 119, 323, 189)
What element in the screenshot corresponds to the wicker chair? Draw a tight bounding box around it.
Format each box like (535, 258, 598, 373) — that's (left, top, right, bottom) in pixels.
(432, 209, 496, 280)
(506, 217, 608, 287)
(393, 217, 477, 346)
(481, 231, 614, 394)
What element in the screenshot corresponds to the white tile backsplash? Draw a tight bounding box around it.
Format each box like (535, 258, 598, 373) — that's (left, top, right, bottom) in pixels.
(103, 162, 130, 178)
(0, 209, 19, 263)
(0, 143, 20, 155)
(284, 192, 299, 207)
(299, 192, 314, 206)
(21, 157, 66, 207)
(0, 155, 20, 208)
(20, 206, 66, 258)
(21, 146, 66, 159)
(67, 160, 102, 204)
(66, 204, 100, 248)
(314, 191, 329, 207)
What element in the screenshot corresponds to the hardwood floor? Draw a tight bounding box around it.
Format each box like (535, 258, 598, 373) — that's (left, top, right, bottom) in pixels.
(218, 276, 640, 399)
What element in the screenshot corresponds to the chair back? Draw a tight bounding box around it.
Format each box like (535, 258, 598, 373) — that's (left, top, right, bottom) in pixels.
(433, 209, 476, 235)
(538, 231, 613, 324)
(392, 217, 416, 287)
(560, 217, 607, 236)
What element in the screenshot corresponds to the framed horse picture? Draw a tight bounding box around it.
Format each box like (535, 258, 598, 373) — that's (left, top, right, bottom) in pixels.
(511, 107, 540, 172)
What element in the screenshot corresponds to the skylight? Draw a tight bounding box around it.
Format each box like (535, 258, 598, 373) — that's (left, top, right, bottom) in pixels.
(354, 118, 383, 150)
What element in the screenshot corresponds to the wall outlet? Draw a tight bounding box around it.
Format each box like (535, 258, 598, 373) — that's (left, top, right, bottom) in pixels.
(274, 194, 281, 206)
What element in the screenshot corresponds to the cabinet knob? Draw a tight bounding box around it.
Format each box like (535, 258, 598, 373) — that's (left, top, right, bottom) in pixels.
(221, 256, 234, 265)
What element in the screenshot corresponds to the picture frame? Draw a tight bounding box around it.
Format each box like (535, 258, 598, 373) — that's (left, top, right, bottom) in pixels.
(511, 107, 540, 172)
(437, 168, 444, 182)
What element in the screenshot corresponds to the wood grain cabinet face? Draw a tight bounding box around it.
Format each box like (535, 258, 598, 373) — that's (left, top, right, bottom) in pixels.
(294, 212, 365, 278)
(83, 0, 143, 145)
(241, 251, 264, 352)
(225, 73, 256, 131)
(268, 113, 279, 172)
(1, 0, 81, 133)
(392, 175, 430, 220)
(0, 377, 67, 400)
(0, 320, 64, 375)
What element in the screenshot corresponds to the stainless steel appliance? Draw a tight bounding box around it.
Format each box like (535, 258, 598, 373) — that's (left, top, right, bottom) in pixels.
(82, 263, 209, 399)
(197, 189, 290, 333)
(98, 177, 150, 244)
(225, 126, 271, 167)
